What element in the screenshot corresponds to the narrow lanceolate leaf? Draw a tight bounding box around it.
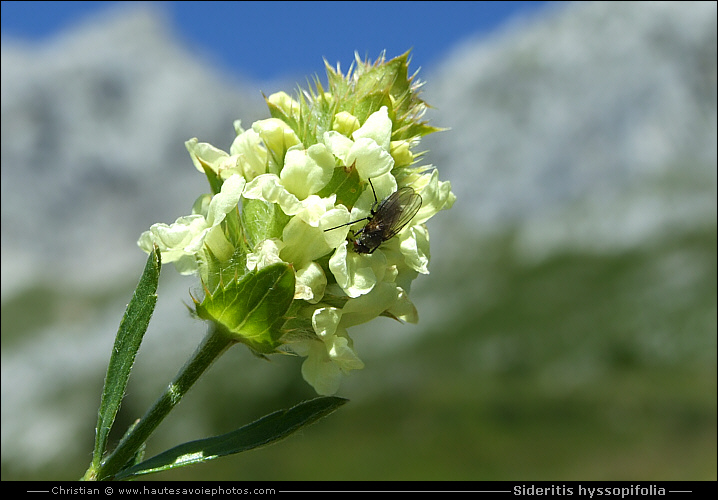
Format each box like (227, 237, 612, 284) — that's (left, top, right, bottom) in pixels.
(195, 262, 295, 354)
(114, 396, 348, 480)
(91, 246, 161, 469)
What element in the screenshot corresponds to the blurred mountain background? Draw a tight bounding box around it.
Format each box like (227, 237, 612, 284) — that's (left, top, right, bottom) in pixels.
(1, 1, 715, 480)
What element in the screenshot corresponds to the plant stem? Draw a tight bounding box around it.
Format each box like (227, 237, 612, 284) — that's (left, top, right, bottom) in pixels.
(89, 325, 234, 480)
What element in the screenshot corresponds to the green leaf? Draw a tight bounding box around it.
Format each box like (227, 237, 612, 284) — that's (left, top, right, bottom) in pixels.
(91, 247, 161, 469)
(114, 396, 348, 480)
(195, 262, 295, 354)
(94, 330, 234, 481)
(117, 419, 146, 471)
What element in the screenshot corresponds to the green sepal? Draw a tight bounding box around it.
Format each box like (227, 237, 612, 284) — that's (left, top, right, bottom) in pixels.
(241, 197, 291, 250)
(194, 262, 295, 354)
(196, 155, 225, 195)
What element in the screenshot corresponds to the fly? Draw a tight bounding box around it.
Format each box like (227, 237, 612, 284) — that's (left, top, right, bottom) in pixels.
(324, 179, 422, 254)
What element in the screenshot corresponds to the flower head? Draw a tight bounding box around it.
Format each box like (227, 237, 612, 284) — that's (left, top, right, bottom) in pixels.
(139, 52, 455, 395)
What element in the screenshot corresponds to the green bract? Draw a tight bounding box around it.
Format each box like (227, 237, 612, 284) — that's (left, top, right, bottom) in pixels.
(194, 263, 295, 354)
(139, 52, 455, 395)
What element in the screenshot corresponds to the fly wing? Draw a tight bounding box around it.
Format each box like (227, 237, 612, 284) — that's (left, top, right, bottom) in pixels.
(374, 187, 423, 239)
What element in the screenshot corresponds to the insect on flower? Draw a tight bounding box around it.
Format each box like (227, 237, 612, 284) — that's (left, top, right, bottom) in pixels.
(324, 179, 422, 254)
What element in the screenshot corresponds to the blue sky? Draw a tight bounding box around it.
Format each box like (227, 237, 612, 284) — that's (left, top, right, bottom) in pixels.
(1, 1, 549, 81)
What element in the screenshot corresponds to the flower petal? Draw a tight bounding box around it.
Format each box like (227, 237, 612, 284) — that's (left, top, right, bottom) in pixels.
(352, 106, 392, 152)
(332, 111, 360, 137)
(326, 333, 364, 371)
(388, 287, 419, 324)
(295, 262, 327, 303)
(252, 118, 301, 164)
(329, 242, 387, 298)
(138, 215, 208, 274)
(185, 138, 230, 173)
(296, 194, 337, 227)
(413, 170, 457, 225)
(229, 128, 267, 180)
(242, 174, 303, 215)
(312, 307, 341, 339)
(340, 279, 401, 328)
(280, 144, 335, 199)
(295, 312, 365, 395)
(323, 131, 353, 164)
(267, 91, 300, 118)
(205, 174, 245, 227)
(246, 238, 285, 271)
(346, 138, 394, 182)
(299, 341, 343, 396)
(399, 224, 430, 274)
(280, 216, 333, 268)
